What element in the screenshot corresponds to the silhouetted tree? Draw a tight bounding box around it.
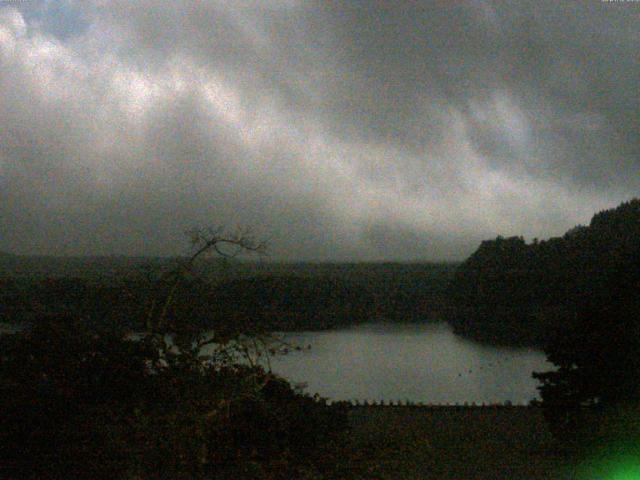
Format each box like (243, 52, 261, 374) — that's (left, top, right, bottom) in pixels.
(533, 244, 640, 451)
(447, 198, 640, 347)
(0, 228, 349, 479)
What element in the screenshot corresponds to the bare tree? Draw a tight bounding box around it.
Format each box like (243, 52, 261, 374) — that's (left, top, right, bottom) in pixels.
(135, 226, 300, 372)
(144, 226, 267, 334)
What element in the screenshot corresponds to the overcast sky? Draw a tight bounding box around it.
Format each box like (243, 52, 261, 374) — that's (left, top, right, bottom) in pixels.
(0, 1, 638, 260)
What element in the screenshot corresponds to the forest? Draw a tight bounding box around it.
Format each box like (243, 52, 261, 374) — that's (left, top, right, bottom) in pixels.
(2, 199, 639, 348)
(0, 258, 454, 332)
(446, 198, 640, 347)
(2, 199, 640, 349)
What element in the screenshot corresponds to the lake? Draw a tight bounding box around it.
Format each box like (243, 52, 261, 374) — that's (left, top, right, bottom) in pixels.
(0, 321, 551, 405)
(258, 322, 551, 405)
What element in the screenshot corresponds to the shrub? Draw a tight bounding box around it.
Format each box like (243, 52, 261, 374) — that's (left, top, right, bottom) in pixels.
(0, 314, 348, 479)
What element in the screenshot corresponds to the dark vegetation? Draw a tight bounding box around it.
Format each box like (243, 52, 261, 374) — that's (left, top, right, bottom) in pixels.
(531, 269, 640, 459)
(0, 259, 454, 331)
(0, 229, 351, 479)
(345, 405, 563, 479)
(446, 198, 640, 347)
(0, 315, 349, 479)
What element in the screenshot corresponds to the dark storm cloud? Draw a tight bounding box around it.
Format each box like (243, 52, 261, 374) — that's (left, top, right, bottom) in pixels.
(314, 1, 639, 186)
(0, 1, 638, 260)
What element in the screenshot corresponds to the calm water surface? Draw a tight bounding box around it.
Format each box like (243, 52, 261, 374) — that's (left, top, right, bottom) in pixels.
(264, 322, 551, 405)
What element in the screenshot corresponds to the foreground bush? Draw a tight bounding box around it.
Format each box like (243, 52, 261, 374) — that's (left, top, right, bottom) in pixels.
(0, 315, 348, 479)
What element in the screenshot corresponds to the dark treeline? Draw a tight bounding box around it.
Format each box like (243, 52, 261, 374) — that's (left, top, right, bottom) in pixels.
(3, 199, 639, 348)
(211, 265, 453, 330)
(446, 198, 640, 347)
(0, 260, 455, 332)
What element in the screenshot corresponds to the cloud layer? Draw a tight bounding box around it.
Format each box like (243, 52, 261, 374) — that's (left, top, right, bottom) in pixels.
(1, 1, 638, 260)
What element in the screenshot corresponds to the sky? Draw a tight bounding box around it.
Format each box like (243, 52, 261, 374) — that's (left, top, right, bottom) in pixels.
(0, 0, 638, 261)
